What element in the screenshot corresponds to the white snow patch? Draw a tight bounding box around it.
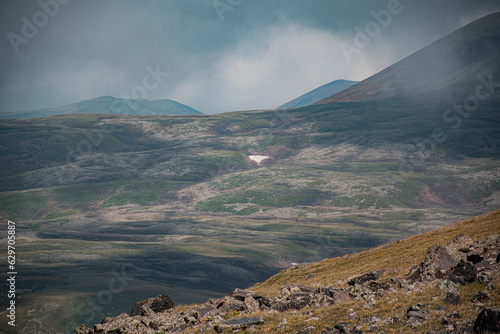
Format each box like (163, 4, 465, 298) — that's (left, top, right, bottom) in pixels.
(249, 155, 270, 165)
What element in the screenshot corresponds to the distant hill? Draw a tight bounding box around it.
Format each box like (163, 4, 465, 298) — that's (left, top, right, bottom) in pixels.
(276, 79, 358, 109)
(317, 12, 500, 105)
(0, 95, 202, 119)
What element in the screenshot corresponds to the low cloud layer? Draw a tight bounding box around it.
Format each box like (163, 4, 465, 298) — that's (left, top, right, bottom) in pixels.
(1, 0, 499, 114)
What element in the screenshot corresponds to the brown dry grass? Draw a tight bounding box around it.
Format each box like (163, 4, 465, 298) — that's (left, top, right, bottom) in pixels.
(178, 209, 500, 333)
(251, 209, 500, 297)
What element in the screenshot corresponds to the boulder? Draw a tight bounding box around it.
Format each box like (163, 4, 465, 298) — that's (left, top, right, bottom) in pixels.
(443, 292, 461, 305)
(131, 294, 174, 316)
(216, 316, 264, 331)
(295, 325, 316, 334)
(406, 304, 428, 327)
(469, 235, 500, 268)
(316, 287, 351, 303)
(215, 296, 246, 313)
(271, 292, 313, 311)
(444, 234, 474, 261)
(471, 291, 490, 303)
(384, 316, 403, 326)
(195, 304, 216, 317)
(451, 319, 475, 333)
(228, 288, 256, 301)
(448, 260, 476, 284)
(74, 325, 93, 334)
(244, 293, 260, 313)
(281, 283, 316, 294)
(347, 270, 383, 285)
(473, 308, 500, 333)
(408, 245, 458, 282)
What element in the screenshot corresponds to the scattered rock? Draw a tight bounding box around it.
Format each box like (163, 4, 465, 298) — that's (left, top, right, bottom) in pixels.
(408, 245, 457, 282)
(333, 322, 351, 333)
(471, 290, 490, 303)
(406, 304, 428, 327)
(274, 318, 288, 330)
(445, 234, 473, 260)
(475, 302, 486, 311)
(295, 325, 316, 334)
(443, 292, 461, 305)
(473, 308, 500, 333)
(436, 279, 460, 293)
(384, 316, 402, 326)
(317, 287, 351, 303)
(306, 273, 317, 279)
(448, 260, 477, 285)
(485, 281, 496, 291)
(215, 296, 246, 313)
(74, 325, 93, 334)
(476, 269, 493, 284)
(348, 270, 383, 285)
(447, 311, 461, 319)
(453, 319, 475, 333)
(228, 288, 255, 301)
(77, 233, 500, 334)
(130, 294, 174, 316)
(362, 296, 377, 309)
(218, 316, 264, 330)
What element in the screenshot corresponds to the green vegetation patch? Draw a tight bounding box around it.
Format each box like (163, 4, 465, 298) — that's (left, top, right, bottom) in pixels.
(195, 188, 322, 215)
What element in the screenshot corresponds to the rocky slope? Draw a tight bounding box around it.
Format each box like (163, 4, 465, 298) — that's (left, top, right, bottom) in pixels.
(75, 210, 500, 333)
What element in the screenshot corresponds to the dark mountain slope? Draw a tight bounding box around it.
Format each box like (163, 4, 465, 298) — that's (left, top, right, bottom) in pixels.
(317, 12, 500, 106)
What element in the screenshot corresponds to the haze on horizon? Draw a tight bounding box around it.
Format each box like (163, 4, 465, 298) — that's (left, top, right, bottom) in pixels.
(1, 0, 499, 114)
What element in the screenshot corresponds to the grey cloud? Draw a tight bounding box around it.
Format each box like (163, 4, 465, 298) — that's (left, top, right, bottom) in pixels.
(0, 0, 499, 114)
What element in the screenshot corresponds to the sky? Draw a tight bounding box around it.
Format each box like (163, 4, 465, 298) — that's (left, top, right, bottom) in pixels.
(0, 0, 499, 114)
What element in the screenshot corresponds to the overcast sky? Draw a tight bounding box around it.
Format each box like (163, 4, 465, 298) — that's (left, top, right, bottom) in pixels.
(1, 0, 499, 114)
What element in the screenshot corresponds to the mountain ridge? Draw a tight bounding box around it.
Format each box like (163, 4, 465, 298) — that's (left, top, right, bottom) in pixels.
(276, 80, 358, 109)
(0, 95, 202, 119)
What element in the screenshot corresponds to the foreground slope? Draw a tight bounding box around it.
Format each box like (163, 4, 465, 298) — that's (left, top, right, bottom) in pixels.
(0, 95, 202, 119)
(317, 12, 500, 106)
(74, 210, 500, 334)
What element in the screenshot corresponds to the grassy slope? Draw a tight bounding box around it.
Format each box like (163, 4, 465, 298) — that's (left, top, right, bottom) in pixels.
(175, 210, 500, 334)
(252, 209, 500, 296)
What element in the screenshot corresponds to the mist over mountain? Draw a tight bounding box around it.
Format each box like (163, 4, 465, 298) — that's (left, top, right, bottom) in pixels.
(276, 80, 358, 109)
(0, 96, 202, 119)
(318, 12, 500, 106)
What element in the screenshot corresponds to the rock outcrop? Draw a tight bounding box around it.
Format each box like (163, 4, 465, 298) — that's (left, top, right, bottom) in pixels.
(76, 234, 500, 333)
